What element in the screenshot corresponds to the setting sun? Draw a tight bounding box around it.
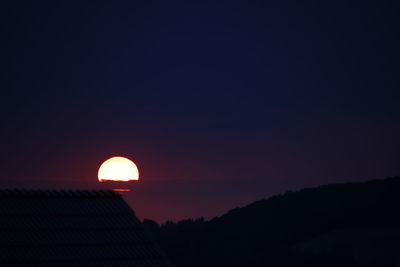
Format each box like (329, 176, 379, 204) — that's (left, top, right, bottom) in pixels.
(98, 156, 139, 182)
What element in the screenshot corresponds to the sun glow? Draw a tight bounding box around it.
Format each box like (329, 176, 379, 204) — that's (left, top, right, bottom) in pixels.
(98, 156, 139, 182)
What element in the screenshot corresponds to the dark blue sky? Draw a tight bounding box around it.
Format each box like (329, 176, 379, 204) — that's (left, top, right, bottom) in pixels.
(1, 1, 400, 222)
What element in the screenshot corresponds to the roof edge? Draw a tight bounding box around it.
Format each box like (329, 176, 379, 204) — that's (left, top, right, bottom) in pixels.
(0, 189, 121, 198)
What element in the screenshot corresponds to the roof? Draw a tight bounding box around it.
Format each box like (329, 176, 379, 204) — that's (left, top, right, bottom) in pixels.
(0, 189, 171, 266)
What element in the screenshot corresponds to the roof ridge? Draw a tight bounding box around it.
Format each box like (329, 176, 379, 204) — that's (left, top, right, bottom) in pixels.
(0, 189, 121, 198)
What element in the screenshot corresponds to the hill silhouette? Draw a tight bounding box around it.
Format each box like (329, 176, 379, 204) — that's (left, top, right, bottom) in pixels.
(143, 177, 400, 267)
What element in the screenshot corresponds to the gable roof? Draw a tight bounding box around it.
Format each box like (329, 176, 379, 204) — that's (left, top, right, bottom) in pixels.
(0, 189, 171, 266)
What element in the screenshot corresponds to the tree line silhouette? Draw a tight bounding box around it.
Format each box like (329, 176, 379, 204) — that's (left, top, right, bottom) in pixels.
(144, 177, 400, 267)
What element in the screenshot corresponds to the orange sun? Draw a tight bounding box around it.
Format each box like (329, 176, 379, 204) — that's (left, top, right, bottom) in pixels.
(98, 156, 139, 182)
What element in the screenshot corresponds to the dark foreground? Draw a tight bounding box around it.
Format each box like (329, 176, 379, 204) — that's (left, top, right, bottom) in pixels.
(144, 176, 400, 267)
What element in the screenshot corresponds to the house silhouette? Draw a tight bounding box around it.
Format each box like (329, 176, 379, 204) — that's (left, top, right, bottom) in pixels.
(0, 189, 171, 266)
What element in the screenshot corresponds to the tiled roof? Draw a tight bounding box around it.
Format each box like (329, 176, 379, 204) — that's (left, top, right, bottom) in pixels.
(0, 189, 171, 266)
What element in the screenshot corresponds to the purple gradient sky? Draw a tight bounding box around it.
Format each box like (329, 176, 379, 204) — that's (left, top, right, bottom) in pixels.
(1, 1, 400, 222)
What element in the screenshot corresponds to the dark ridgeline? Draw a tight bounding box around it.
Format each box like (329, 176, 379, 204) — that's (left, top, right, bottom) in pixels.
(0, 189, 171, 266)
(144, 177, 400, 267)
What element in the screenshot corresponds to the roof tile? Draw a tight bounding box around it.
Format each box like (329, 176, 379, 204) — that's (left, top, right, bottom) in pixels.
(0, 188, 171, 266)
